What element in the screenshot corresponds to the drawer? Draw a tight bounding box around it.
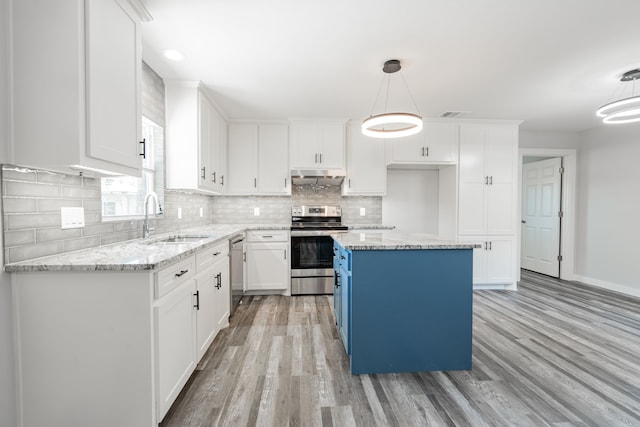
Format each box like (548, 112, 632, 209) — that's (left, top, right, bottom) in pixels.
(334, 243, 351, 272)
(246, 230, 289, 242)
(155, 256, 196, 299)
(196, 240, 229, 272)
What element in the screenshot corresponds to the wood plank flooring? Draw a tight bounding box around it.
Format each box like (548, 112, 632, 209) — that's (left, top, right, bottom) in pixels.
(160, 271, 640, 426)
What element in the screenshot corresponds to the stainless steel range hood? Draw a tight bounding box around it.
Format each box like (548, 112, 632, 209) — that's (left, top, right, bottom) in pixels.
(290, 169, 345, 186)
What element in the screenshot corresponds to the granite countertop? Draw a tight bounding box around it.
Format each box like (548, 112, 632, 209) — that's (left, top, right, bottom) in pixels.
(4, 224, 289, 273)
(346, 224, 395, 230)
(332, 230, 481, 251)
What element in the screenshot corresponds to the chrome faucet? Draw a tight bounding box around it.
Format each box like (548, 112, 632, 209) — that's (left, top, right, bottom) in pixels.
(143, 191, 161, 239)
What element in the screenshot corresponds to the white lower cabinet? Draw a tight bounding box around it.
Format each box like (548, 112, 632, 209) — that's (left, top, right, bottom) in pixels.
(155, 278, 197, 419)
(244, 231, 290, 292)
(460, 236, 516, 286)
(11, 240, 231, 427)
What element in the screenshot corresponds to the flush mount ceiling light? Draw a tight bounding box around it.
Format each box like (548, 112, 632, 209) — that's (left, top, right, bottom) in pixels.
(362, 59, 423, 138)
(162, 49, 185, 61)
(597, 68, 640, 124)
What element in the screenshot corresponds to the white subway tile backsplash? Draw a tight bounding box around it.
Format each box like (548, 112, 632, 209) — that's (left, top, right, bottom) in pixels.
(36, 198, 83, 213)
(3, 198, 37, 214)
(6, 213, 61, 230)
(8, 241, 64, 263)
(36, 228, 82, 243)
(4, 230, 35, 247)
(63, 236, 102, 253)
(5, 181, 63, 198)
(62, 186, 100, 200)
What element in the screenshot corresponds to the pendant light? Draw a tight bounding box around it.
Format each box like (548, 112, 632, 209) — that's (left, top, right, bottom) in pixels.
(362, 59, 423, 138)
(596, 69, 640, 124)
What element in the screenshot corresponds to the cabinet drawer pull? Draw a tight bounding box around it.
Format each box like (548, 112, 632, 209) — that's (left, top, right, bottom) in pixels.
(175, 269, 189, 277)
(263, 235, 273, 238)
(213, 251, 221, 256)
(139, 138, 146, 159)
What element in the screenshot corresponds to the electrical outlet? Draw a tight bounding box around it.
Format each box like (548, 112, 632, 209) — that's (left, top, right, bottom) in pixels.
(360, 207, 366, 216)
(178, 207, 182, 219)
(199, 207, 203, 217)
(61, 207, 85, 229)
(253, 207, 260, 216)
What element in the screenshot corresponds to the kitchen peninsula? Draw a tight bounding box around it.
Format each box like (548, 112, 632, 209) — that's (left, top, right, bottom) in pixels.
(332, 231, 476, 375)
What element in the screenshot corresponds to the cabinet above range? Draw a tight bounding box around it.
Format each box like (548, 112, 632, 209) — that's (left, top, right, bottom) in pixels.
(289, 119, 347, 173)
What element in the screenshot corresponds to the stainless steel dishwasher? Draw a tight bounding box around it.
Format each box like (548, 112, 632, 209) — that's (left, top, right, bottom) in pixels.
(229, 234, 245, 315)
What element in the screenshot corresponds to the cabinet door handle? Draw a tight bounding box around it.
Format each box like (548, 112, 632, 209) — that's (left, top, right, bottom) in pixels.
(349, 178, 351, 188)
(212, 171, 216, 183)
(335, 271, 340, 288)
(215, 273, 222, 289)
(194, 290, 200, 310)
(201, 167, 206, 180)
(284, 249, 287, 260)
(139, 139, 146, 159)
(284, 177, 287, 187)
(340, 255, 345, 260)
(243, 252, 246, 262)
(488, 241, 492, 251)
(319, 153, 322, 163)
(425, 146, 429, 156)
(315, 153, 318, 163)
(175, 269, 189, 277)
(254, 178, 257, 188)
(421, 147, 424, 156)
(221, 175, 224, 186)
(489, 176, 493, 185)
(484, 176, 489, 185)
(484, 241, 488, 250)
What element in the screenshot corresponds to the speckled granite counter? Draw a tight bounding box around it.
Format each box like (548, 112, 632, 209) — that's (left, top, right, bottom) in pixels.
(332, 230, 480, 251)
(4, 224, 289, 272)
(345, 224, 395, 230)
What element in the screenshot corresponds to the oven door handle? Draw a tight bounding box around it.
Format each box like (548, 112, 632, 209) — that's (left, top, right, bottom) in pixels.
(290, 230, 347, 237)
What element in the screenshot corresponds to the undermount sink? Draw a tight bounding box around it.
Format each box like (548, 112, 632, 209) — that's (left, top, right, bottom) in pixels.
(144, 235, 211, 244)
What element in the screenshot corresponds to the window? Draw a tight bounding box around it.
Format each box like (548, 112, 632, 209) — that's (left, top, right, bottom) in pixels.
(101, 117, 165, 219)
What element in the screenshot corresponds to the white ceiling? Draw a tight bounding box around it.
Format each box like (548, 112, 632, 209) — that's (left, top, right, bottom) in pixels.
(141, 0, 640, 132)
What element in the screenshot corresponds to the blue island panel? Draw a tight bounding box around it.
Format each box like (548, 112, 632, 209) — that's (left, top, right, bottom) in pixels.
(349, 248, 472, 375)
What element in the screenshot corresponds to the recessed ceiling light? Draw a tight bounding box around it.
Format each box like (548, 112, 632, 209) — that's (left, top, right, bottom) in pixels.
(162, 49, 185, 61)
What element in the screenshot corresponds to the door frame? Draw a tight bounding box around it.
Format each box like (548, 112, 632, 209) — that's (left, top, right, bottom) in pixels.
(518, 148, 577, 281)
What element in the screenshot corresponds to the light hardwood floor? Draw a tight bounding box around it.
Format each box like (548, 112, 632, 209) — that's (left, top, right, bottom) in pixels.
(160, 271, 640, 426)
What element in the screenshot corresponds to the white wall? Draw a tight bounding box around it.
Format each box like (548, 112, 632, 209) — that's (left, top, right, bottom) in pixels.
(382, 169, 439, 234)
(0, 0, 17, 425)
(574, 124, 640, 296)
(519, 130, 581, 149)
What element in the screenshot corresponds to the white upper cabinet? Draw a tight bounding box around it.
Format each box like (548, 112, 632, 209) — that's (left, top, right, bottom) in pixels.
(343, 124, 386, 195)
(289, 120, 346, 171)
(10, 0, 150, 176)
(458, 123, 518, 236)
(227, 123, 289, 195)
(165, 81, 226, 194)
(387, 122, 458, 165)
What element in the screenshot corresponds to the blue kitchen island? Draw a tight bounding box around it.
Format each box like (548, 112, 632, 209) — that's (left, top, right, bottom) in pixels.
(332, 231, 477, 375)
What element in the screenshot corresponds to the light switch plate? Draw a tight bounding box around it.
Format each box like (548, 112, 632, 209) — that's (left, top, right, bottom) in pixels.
(199, 207, 203, 217)
(178, 207, 182, 219)
(254, 207, 260, 216)
(61, 207, 85, 229)
(360, 207, 366, 216)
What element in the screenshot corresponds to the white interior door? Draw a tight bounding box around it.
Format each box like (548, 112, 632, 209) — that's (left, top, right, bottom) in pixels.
(521, 158, 562, 276)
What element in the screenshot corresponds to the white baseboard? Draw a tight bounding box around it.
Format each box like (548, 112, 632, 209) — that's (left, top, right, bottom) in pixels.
(572, 274, 640, 299)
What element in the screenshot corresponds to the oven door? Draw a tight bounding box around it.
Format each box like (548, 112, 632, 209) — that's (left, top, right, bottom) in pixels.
(290, 233, 335, 295)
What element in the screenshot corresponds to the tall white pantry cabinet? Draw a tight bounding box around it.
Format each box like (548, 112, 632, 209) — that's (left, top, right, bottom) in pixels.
(457, 122, 520, 288)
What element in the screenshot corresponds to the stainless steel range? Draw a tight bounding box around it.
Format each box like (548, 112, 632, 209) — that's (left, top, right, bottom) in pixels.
(290, 205, 348, 295)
